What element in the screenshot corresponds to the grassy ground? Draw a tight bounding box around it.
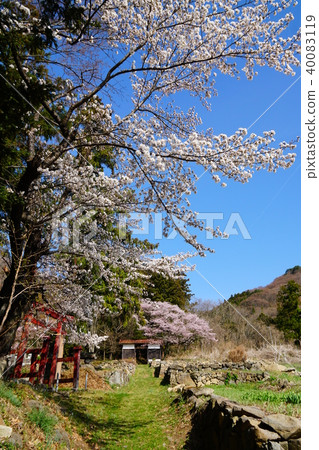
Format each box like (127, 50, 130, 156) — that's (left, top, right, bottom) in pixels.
(0, 379, 89, 449)
(52, 365, 191, 449)
(0, 364, 301, 448)
(208, 371, 301, 417)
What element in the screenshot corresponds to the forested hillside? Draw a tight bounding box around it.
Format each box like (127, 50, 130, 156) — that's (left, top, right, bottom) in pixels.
(198, 266, 301, 349)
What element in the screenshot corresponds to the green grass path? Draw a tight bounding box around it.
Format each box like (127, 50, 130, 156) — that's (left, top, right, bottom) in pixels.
(57, 365, 190, 449)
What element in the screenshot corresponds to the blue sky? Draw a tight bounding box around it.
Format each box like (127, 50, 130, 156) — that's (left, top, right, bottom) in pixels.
(128, 4, 301, 302)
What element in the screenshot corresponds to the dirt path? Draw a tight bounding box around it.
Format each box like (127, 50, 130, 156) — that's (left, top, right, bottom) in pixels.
(58, 365, 190, 449)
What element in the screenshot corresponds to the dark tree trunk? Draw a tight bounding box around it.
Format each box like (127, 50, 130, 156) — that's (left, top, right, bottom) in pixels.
(0, 272, 32, 357)
(0, 227, 45, 358)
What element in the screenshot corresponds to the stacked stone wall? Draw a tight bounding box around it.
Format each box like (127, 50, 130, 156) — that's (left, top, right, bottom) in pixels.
(182, 387, 300, 450)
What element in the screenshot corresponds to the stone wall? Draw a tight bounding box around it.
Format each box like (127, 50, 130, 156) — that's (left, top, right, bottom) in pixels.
(182, 387, 301, 450)
(155, 360, 272, 387)
(95, 360, 135, 386)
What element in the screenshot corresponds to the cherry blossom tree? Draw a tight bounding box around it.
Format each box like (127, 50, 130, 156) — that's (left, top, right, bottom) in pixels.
(0, 0, 300, 356)
(141, 300, 217, 345)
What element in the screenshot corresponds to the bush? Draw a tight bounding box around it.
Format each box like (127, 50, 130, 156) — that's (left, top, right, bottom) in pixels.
(0, 381, 22, 407)
(28, 408, 58, 436)
(228, 345, 247, 362)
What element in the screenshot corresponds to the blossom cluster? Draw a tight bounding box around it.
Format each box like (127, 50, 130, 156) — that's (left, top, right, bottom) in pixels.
(0, 0, 300, 347)
(141, 300, 217, 345)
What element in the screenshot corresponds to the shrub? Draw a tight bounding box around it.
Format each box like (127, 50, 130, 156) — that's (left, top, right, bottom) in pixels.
(0, 381, 22, 407)
(228, 345, 247, 362)
(28, 408, 58, 436)
(224, 372, 238, 385)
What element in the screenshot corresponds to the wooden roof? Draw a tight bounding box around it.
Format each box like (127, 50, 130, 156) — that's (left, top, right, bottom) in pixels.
(119, 339, 162, 345)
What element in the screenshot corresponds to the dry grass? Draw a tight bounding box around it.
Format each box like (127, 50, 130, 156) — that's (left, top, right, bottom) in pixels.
(227, 345, 247, 363)
(246, 344, 301, 366)
(166, 342, 300, 368)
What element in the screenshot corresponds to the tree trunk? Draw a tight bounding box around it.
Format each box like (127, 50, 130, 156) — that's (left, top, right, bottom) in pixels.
(0, 297, 30, 359)
(0, 265, 35, 358)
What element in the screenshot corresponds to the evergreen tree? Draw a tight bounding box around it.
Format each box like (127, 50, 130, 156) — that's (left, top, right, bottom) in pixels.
(275, 281, 301, 344)
(145, 273, 192, 310)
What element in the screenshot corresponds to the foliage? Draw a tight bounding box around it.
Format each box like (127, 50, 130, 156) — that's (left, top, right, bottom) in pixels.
(199, 300, 273, 348)
(228, 290, 262, 306)
(259, 280, 301, 344)
(0, 381, 22, 407)
(285, 265, 301, 275)
(242, 390, 301, 405)
(209, 372, 301, 416)
(257, 312, 275, 326)
(0, 0, 300, 353)
(27, 408, 58, 437)
(141, 300, 217, 345)
(224, 372, 238, 385)
(145, 272, 193, 310)
(275, 281, 301, 343)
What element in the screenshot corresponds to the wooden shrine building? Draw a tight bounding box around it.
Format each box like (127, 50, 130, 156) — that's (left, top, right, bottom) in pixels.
(119, 339, 162, 364)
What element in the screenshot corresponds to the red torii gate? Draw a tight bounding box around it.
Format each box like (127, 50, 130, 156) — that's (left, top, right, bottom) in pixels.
(10, 303, 81, 390)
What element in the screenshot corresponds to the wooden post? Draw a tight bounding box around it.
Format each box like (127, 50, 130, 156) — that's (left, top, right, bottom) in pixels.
(48, 322, 62, 388)
(73, 346, 81, 390)
(55, 334, 64, 380)
(29, 350, 40, 384)
(56, 372, 60, 391)
(38, 337, 50, 384)
(13, 315, 31, 379)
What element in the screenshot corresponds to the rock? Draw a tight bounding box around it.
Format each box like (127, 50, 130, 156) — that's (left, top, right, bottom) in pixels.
(175, 372, 196, 387)
(259, 361, 288, 373)
(27, 400, 43, 410)
(169, 362, 185, 371)
(167, 384, 185, 393)
(0, 425, 12, 439)
(81, 363, 95, 371)
(288, 438, 301, 450)
(193, 387, 214, 397)
(185, 387, 214, 399)
(278, 443, 289, 450)
(261, 414, 301, 440)
(194, 398, 205, 409)
(209, 394, 230, 407)
(210, 378, 223, 385)
(254, 426, 281, 442)
(7, 432, 23, 448)
(267, 442, 288, 450)
(187, 395, 197, 406)
(0, 357, 8, 377)
(53, 429, 71, 449)
(232, 404, 266, 419)
(237, 415, 260, 431)
(108, 370, 130, 386)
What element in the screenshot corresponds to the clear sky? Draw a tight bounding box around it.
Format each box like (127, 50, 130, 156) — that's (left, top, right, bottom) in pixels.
(129, 3, 301, 303)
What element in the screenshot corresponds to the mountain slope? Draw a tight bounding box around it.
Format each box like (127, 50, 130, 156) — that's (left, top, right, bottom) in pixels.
(232, 266, 301, 317)
(200, 266, 301, 349)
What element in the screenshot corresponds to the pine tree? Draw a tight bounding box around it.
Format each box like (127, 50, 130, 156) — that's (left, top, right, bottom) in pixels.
(275, 281, 301, 344)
